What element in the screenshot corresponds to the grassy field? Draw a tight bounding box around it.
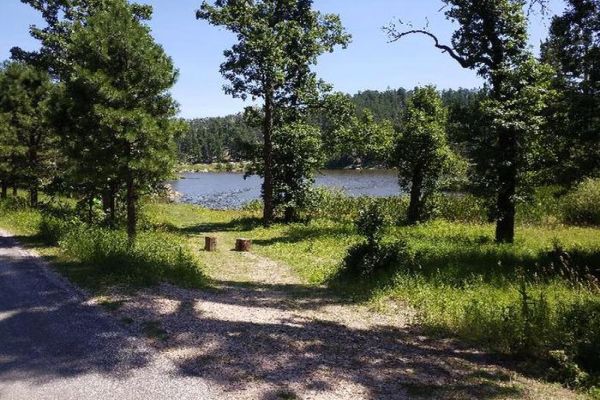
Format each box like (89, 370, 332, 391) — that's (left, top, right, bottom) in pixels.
(1, 194, 599, 395)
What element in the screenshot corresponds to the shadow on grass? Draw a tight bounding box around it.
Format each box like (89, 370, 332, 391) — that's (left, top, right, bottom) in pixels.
(157, 216, 263, 234)
(253, 223, 353, 246)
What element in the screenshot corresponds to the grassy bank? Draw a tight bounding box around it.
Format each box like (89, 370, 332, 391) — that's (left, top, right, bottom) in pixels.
(0, 198, 206, 292)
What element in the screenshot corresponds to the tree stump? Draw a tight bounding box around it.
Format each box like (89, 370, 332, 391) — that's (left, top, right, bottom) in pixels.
(235, 238, 252, 252)
(204, 236, 217, 252)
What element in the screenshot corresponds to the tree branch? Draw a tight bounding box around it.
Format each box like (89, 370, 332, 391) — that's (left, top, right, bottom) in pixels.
(385, 27, 472, 69)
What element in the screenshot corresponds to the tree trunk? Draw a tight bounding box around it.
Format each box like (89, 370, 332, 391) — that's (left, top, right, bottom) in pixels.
(235, 238, 252, 252)
(12, 185, 17, 197)
(262, 80, 275, 226)
(102, 184, 117, 227)
(1, 181, 7, 199)
(491, 73, 516, 244)
(495, 129, 517, 243)
(126, 169, 137, 243)
(284, 206, 298, 223)
(407, 167, 424, 225)
(204, 236, 217, 252)
(29, 187, 38, 208)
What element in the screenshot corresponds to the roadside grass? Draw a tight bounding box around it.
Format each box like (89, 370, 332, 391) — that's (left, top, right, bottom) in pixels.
(0, 199, 206, 293)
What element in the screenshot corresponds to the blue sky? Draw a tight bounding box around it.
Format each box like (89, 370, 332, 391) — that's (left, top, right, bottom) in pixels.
(0, 0, 566, 118)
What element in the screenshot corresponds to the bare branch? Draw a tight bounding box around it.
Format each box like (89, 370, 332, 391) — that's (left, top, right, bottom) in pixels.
(384, 25, 472, 69)
(527, 0, 551, 17)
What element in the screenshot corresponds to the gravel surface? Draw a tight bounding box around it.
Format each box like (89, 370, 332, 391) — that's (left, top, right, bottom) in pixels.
(0, 230, 578, 399)
(0, 230, 218, 400)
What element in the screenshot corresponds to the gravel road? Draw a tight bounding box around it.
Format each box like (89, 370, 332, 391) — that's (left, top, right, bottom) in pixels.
(0, 230, 218, 400)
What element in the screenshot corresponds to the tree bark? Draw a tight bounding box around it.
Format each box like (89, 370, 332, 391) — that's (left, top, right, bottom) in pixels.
(1, 181, 7, 199)
(495, 129, 517, 243)
(126, 169, 137, 243)
(29, 188, 38, 208)
(407, 166, 424, 225)
(262, 80, 275, 226)
(491, 73, 517, 244)
(235, 238, 252, 252)
(12, 185, 17, 197)
(204, 236, 217, 252)
(102, 184, 117, 227)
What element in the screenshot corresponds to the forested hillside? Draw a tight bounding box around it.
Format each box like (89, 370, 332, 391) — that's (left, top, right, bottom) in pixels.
(177, 87, 481, 166)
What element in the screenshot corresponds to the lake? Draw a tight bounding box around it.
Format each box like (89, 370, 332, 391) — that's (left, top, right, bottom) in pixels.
(170, 170, 400, 209)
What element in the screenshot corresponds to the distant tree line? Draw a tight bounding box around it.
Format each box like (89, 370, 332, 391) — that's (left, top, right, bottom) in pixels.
(176, 87, 481, 168)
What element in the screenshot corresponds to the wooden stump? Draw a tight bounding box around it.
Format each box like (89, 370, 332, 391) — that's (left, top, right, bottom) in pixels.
(204, 236, 217, 252)
(235, 238, 252, 252)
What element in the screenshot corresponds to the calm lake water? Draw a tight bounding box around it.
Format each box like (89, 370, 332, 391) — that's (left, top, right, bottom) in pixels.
(170, 170, 400, 209)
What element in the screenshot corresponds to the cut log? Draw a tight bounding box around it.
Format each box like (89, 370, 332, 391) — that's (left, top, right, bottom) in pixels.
(204, 236, 217, 252)
(235, 238, 252, 252)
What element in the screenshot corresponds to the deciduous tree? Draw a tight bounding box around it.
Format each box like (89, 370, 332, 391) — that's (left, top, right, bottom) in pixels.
(387, 0, 547, 242)
(395, 86, 454, 224)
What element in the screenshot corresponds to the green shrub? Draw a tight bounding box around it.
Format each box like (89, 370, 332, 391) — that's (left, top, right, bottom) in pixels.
(563, 178, 600, 226)
(39, 214, 76, 245)
(0, 196, 29, 211)
(340, 239, 416, 278)
(355, 201, 387, 244)
(337, 202, 417, 278)
(60, 226, 204, 288)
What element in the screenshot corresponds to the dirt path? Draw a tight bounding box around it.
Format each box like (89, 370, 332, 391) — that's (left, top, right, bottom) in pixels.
(95, 245, 578, 399)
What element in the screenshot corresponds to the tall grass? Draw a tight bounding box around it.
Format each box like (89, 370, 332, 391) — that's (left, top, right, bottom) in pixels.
(0, 198, 205, 291)
(60, 225, 204, 288)
(564, 178, 600, 226)
(298, 186, 572, 226)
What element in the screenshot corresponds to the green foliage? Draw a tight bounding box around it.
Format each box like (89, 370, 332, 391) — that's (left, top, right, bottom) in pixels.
(340, 202, 415, 278)
(347, 111, 395, 167)
(198, 0, 351, 223)
(271, 123, 324, 221)
(60, 225, 204, 288)
(177, 87, 482, 170)
(476, 58, 557, 196)
(317, 95, 396, 168)
(178, 114, 260, 164)
(395, 86, 456, 224)
(341, 239, 415, 279)
(563, 178, 600, 226)
(355, 201, 388, 244)
(351, 88, 407, 122)
(541, 0, 600, 184)
(0, 61, 56, 205)
(39, 213, 76, 246)
(52, 0, 182, 237)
